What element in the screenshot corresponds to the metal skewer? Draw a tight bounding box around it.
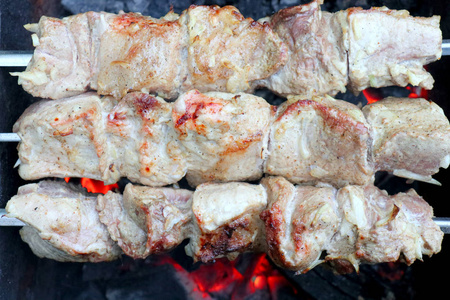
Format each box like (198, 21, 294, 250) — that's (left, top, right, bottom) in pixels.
(2, 208, 449, 233)
(0, 40, 449, 67)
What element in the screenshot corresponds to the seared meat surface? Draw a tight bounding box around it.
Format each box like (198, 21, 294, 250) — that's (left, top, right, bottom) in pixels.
(14, 92, 450, 187)
(5, 181, 121, 262)
(265, 95, 373, 187)
(261, 176, 443, 273)
(98, 183, 192, 259)
(13, 6, 286, 100)
(13, 1, 441, 99)
(172, 90, 274, 187)
(6, 179, 442, 273)
(14, 92, 187, 186)
(258, 0, 348, 98)
(363, 97, 450, 185)
(186, 182, 267, 262)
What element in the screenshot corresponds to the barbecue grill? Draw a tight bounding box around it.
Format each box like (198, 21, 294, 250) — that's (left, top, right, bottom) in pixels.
(1, 0, 450, 299)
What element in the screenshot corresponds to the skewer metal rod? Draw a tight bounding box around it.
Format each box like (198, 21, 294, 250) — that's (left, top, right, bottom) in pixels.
(0, 40, 449, 67)
(1, 208, 450, 233)
(0, 209, 25, 226)
(0, 133, 21, 142)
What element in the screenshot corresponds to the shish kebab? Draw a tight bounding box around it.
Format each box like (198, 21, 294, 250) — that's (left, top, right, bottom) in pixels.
(3, 0, 444, 100)
(0, 177, 445, 274)
(3, 90, 450, 189)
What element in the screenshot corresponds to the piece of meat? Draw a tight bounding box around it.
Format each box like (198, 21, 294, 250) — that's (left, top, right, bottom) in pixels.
(343, 6, 441, 93)
(362, 97, 450, 185)
(11, 13, 94, 99)
(182, 5, 288, 94)
(14, 6, 286, 100)
(14, 92, 187, 186)
(97, 183, 193, 259)
(96, 11, 187, 99)
(258, 0, 347, 99)
(327, 184, 443, 273)
(13, 93, 113, 182)
(172, 90, 274, 187)
(106, 92, 187, 186)
(265, 95, 373, 187)
(13, 2, 441, 100)
(260, 176, 443, 274)
(5, 180, 121, 262)
(260, 176, 339, 272)
(186, 182, 267, 262)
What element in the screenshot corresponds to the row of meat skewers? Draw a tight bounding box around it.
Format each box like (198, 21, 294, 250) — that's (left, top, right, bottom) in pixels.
(13, 90, 450, 188)
(5, 176, 443, 274)
(12, 0, 441, 100)
(3, 0, 448, 274)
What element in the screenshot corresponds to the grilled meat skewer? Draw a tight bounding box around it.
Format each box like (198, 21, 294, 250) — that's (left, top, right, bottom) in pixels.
(13, 91, 450, 188)
(12, 0, 441, 100)
(5, 178, 443, 274)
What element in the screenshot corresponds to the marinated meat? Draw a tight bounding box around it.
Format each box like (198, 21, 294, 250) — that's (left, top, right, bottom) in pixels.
(14, 92, 187, 186)
(362, 97, 450, 185)
(185, 182, 267, 262)
(265, 95, 373, 187)
(172, 90, 274, 186)
(98, 183, 193, 259)
(5, 180, 121, 262)
(260, 176, 443, 273)
(13, 2, 441, 100)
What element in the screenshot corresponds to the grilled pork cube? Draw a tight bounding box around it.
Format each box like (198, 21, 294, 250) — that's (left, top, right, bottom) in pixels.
(14, 7, 286, 100)
(186, 182, 267, 262)
(11, 13, 94, 99)
(5, 181, 121, 262)
(344, 7, 441, 93)
(96, 12, 187, 99)
(259, 0, 347, 99)
(327, 185, 443, 273)
(98, 184, 193, 259)
(106, 93, 187, 186)
(265, 95, 373, 187)
(260, 177, 443, 273)
(13, 93, 114, 183)
(260, 176, 339, 272)
(14, 92, 187, 186)
(182, 5, 288, 94)
(172, 90, 274, 187)
(362, 97, 450, 185)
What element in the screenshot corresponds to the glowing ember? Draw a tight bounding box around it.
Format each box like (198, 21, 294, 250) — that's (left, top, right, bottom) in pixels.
(406, 86, 428, 99)
(362, 88, 383, 104)
(157, 254, 297, 299)
(64, 177, 118, 194)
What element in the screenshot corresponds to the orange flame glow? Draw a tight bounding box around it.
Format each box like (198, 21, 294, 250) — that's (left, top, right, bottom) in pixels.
(157, 254, 297, 299)
(64, 177, 118, 194)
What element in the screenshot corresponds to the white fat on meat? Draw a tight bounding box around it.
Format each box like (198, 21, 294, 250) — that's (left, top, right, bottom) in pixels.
(97, 184, 193, 259)
(172, 90, 274, 187)
(186, 182, 267, 262)
(5, 181, 121, 262)
(362, 97, 450, 185)
(265, 95, 373, 187)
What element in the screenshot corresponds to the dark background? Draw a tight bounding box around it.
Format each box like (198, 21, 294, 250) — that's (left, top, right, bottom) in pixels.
(1, 0, 449, 299)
